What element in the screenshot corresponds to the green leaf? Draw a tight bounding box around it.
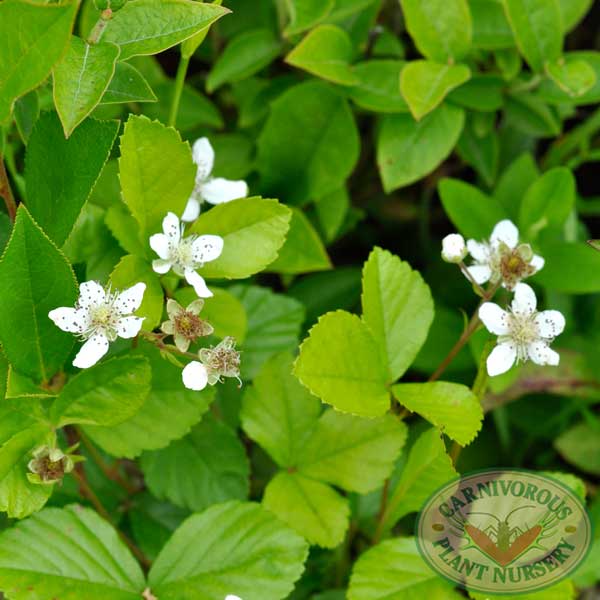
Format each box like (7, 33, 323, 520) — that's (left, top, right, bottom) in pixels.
(349, 60, 409, 113)
(0, 505, 146, 599)
(399, 0, 472, 62)
(448, 74, 505, 111)
(148, 501, 309, 599)
(546, 57, 597, 98)
(470, 0, 514, 49)
(263, 471, 350, 548)
(267, 208, 331, 274)
(0, 207, 77, 382)
(392, 381, 483, 445)
(294, 311, 390, 417)
(348, 537, 463, 599)
(101, 61, 157, 104)
(181, 0, 223, 59)
(456, 117, 500, 187)
(298, 410, 407, 493)
(315, 187, 350, 243)
(83, 342, 214, 458)
(258, 81, 360, 205)
(505, 92, 561, 137)
(502, 0, 563, 72)
(286, 25, 359, 86)
(439, 177, 508, 239)
(493, 152, 539, 220)
(558, 0, 593, 31)
(469, 580, 575, 600)
(119, 114, 196, 240)
(284, 0, 335, 36)
(25, 111, 119, 246)
(0, 0, 77, 123)
(110, 254, 164, 331)
(189, 197, 292, 279)
(555, 422, 600, 476)
(13, 89, 39, 143)
(379, 427, 457, 533)
(361, 247, 434, 383)
(141, 415, 249, 511)
(51, 355, 151, 427)
(241, 352, 322, 468)
(533, 241, 600, 293)
(519, 167, 575, 238)
(105, 201, 144, 256)
(53, 36, 120, 137)
(400, 60, 471, 120)
(102, 0, 230, 60)
(207, 28, 282, 92)
(230, 285, 305, 379)
(377, 105, 465, 192)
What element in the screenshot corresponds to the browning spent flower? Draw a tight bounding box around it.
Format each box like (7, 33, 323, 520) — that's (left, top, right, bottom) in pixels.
(181, 336, 241, 391)
(161, 298, 214, 352)
(27, 445, 78, 486)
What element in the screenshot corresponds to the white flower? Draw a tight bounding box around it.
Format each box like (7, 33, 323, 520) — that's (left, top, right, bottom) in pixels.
(182, 137, 249, 222)
(225, 596, 242, 600)
(49, 281, 146, 369)
(466, 219, 544, 290)
(150, 212, 223, 298)
(479, 283, 565, 377)
(181, 337, 241, 391)
(441, 233, 467, 263)
(182, 360, 209, 391)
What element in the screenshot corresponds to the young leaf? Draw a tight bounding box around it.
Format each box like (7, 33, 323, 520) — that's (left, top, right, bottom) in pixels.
(392, 381, 484, 446)
(0, 505, 146, 598)
(456, 117, 500, 187)
(545, 57, 597, 98)
(51, 355, 151, 427)
(315, 187, 350, 243)
(349, 60, 409, 113)
(188, 197, 292, 279)
(470, 0, 514, 49)
(141, 415, 250, 511)
(119, 114, 196, 240)
(101, 0, 230, 60)
(148, 501, 309, 599)
(377, 105, 465, 192)
(267, 207, 332, 274)
(294, 311, 390, 417)
(100, 62, 158, 104)
(53, 36, 120, 137)
(493, 152, 539, 220)
(558, 0, 593, 32)
(0, 207, 77, 382)
(439, 178, 508, 239)
(0, 0, 77, 123)
(263, 472, 350, 548)
(258, 81, 360, 204)
(502, 0, 563, 72)
(25, 112, 119, 246)
(207, 28, 282, 92)
(348, 537, 463, 599)
(362, 247, 434, 383)
(399, 0, 472, 62)
(297, 410, 408, 493)
(285, 25, 359, 86)
(241, 352, 322, 468)
(284, 0, 335, 36)
(400, 60, 471, 120)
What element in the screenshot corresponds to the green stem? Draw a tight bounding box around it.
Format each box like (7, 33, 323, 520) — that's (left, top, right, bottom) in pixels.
(168, 55, 190, 128)
(87, 9, 113, 45)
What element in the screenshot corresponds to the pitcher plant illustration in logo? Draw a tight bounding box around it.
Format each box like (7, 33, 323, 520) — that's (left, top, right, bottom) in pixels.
(417, 470, 592, 594)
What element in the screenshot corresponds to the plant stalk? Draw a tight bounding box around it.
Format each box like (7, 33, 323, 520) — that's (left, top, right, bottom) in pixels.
(168, 54, 190, 128)
(0, 157, 17, 221)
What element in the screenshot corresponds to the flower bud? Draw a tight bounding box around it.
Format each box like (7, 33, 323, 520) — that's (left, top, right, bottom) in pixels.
(441, 233, 467, 263)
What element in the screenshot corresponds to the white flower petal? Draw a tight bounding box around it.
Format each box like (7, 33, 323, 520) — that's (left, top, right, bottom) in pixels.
(73, 333, 110, 369)
(441, 233, 466, 263)
(466, 240, 489, 263)
(486, 342, 517, 376)
(162, 212, 181, 243)
(78, 281, 106, 309)
(181, 197, 201, 222)
(192, 137, 215, 181)
(527, 341, 560, 366)
(48, 307, 88, 333)
(466, 265, 492, 284)
(200, 178, 248, 205)
(182, 360, 209, 391)
(114, 282, 146, 315)
(531, 254, 545, 273)
(511, 283, 537, 316)
(192, 235, 223, 264)
(116, 316, 144, 339)
(152, 259, 172, 274)
(149, 233, 171, 259)
(491, 219, 519, 249)
(479, 303, 510, 335)
(225, 596, 242, 600)
(184, 269, 213, 298)
(534, 310, 565, 339)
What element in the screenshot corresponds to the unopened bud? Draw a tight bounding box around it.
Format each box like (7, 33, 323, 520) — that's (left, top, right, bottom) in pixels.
(442, 233, 467, 263)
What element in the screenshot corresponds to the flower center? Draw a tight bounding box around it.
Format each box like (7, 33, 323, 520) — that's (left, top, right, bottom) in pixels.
(170, 237, 195, 270)
(497, 243, 536, 289)
(31, 456, 66, 482)
(507, 312, 539, 347)
(174, 311, 207, 340)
